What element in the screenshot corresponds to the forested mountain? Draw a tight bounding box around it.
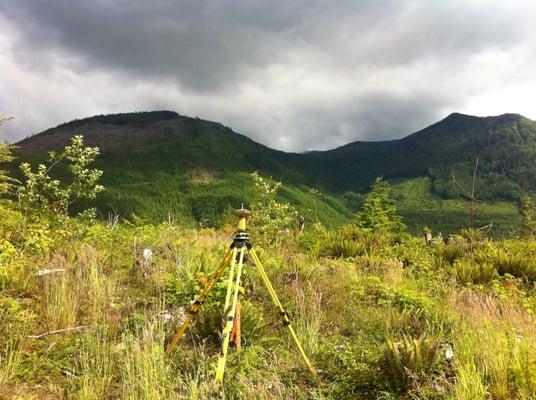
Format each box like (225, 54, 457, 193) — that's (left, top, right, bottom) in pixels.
(14, 110, 536, 232)
(309, 112, 536, 199)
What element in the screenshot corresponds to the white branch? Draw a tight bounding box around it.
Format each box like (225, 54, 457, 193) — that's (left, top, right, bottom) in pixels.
(36, 268, 65, 277)
(28, 325, 87, 339)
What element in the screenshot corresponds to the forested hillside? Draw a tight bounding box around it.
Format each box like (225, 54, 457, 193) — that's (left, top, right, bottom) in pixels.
(310, 112, 536, 199)
(14, 111, 536, 234)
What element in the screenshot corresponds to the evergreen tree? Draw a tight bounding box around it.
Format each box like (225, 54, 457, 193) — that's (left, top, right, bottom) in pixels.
(354, 177, 406, 232)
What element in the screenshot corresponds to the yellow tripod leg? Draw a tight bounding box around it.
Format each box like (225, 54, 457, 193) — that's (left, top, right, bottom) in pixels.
(166, 248, 233, 354)
(222, 247, 239, 314)
(249, 249, 317, 376)
(215, 246, 246, 382)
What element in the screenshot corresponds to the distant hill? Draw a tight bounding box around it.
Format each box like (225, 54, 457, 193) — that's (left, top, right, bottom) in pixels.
(14, 110, 535, 234)
(17, 111, 318, 186)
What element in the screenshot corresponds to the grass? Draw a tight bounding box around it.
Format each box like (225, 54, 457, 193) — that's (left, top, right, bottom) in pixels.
(121, 320, 173, 400)
(76, 328, 114, 400)
(0, 337, 23, 388)
(1, 204, 535, 398)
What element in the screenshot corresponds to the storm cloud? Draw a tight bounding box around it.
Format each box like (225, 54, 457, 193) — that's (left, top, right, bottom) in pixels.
(1, 1, 536, 151)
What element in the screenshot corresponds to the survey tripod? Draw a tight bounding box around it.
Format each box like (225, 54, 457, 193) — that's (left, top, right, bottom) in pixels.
(165, 207, 316, 382)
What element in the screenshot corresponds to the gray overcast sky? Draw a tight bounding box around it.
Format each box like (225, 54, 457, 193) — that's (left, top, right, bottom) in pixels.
(1, 1, 536, 151)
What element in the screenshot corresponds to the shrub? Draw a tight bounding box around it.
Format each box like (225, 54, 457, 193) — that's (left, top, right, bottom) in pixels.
(521, 195, 536, 237)
(18, 135, 104, 216)
(435, 239, 471, 265)
(452, 259, 497, 285)
(322, 237, 365, 258)
(493, 249, 536, 283)
(250, 172, 297, 245)
(0, 116, 16, 197)
(316, 338, 382, 398)
(0, 239, 16, 265)
(381, 334, 445, 394)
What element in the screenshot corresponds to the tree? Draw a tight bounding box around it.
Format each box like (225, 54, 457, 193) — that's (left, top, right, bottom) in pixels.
(354, 177, 405, 232)
(18, 135, 104, 215)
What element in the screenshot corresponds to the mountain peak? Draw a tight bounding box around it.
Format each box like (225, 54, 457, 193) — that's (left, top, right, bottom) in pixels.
(418, 112, 530, 137)
(442, 112, 526, 124)
(57, 110, 181, 129)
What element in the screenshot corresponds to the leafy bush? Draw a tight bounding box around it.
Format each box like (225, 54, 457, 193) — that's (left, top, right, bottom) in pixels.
(0, 117, 16, 197)
(19, 135, 104, 215)
(0, 239, 16, 265)
(521, 195, 536, 237)
(316, 338, 383, 398)
(250, 172, 297, 245)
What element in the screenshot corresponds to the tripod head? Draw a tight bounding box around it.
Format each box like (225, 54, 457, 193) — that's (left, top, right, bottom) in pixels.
(235, 207, 251, 229)
(233, 206, 252, 248)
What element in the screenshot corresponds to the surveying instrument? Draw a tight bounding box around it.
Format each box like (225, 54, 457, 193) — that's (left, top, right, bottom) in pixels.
(165, 207, 316, 382)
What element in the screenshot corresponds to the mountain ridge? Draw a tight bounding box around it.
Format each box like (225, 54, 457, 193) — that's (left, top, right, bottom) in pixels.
(12, 110, 536, 232)
(17, 110, 532, 153)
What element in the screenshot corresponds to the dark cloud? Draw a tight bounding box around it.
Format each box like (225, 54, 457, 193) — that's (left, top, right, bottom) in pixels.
(1, 1, 535, 150)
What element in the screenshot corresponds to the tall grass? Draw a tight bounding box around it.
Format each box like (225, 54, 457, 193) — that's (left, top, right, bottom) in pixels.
(42, 271, 80, 330)
(0, 337, 23, 387)
(76, 328, 115, 400)
(121, 320, 174, 400)
(294, 284, 323, 354)
(451, 362, 488, 400)
(40, 246, 116, 330)
(451, 307, 536, 399)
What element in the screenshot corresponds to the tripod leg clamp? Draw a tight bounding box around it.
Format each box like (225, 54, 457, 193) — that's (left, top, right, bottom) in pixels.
(278, 310, 292, 326)
(221, 306, 234, 328)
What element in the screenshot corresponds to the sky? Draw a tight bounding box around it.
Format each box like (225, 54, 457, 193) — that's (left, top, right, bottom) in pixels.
(1, 1, 536, 151)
